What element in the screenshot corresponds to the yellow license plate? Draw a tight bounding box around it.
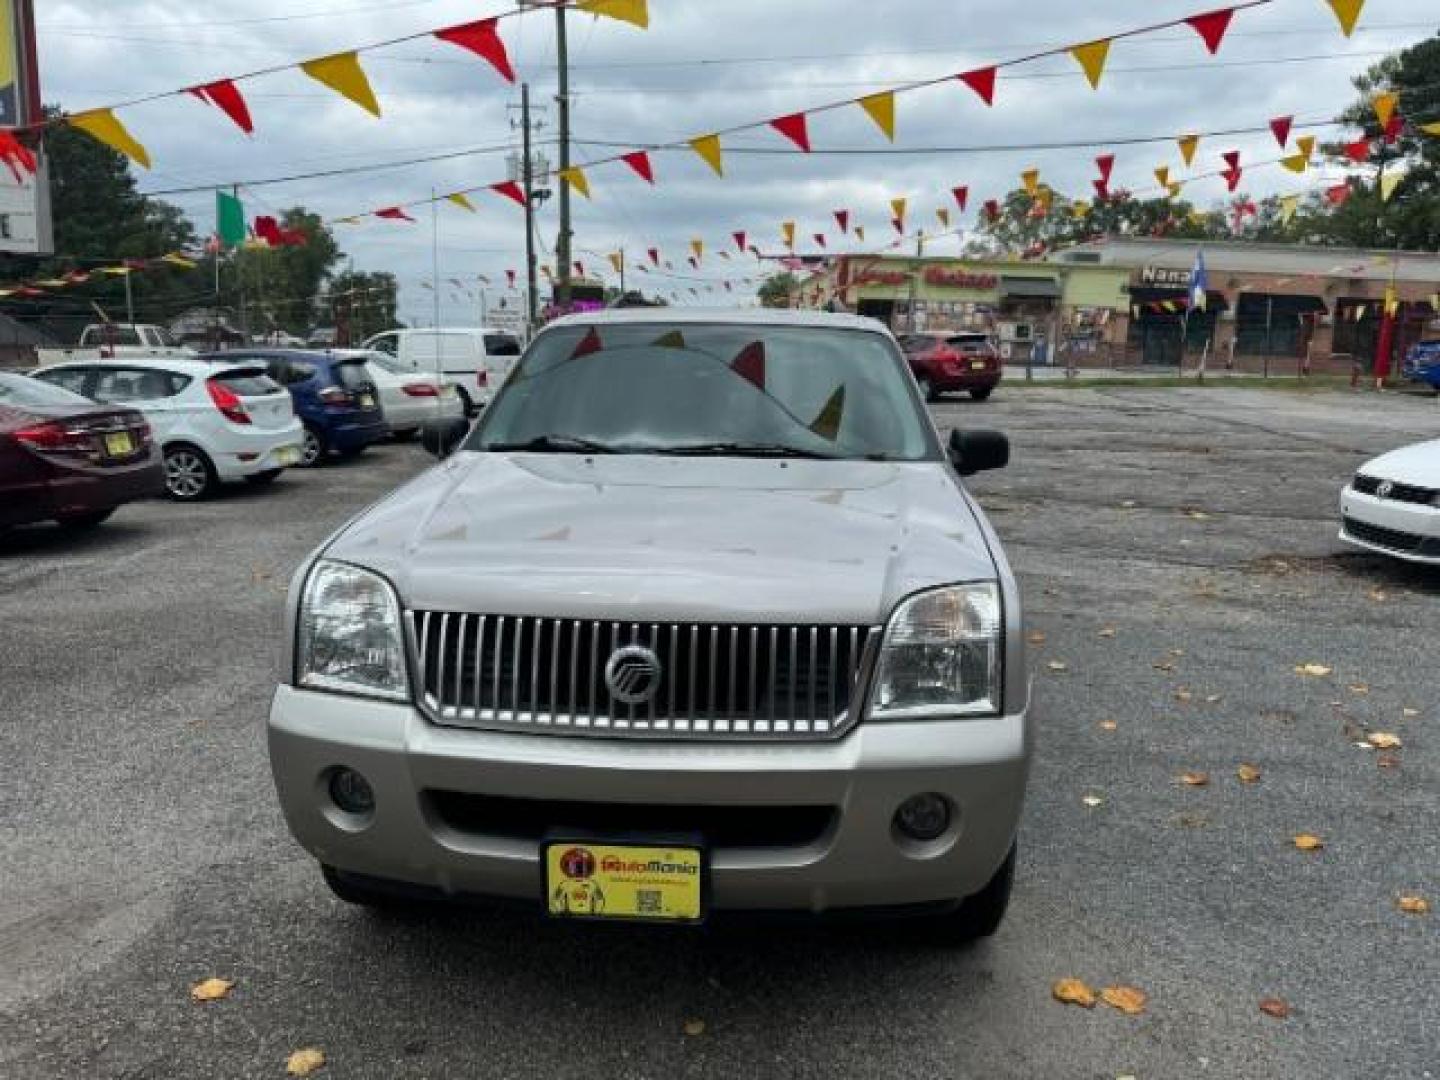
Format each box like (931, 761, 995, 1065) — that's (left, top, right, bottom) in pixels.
(360, 394, 375, 409)
(103, 432, 133, 456)
(544, 842, 703, 922)
(970, 360, 988, 370)
(276, 445, 300, 466)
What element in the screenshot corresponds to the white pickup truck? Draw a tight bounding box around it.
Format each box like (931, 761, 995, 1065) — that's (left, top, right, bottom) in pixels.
(35, 324, 196, 365)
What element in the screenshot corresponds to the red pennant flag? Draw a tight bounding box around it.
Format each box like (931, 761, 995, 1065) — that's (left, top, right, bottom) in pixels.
(731, 342, 766, 389)
(769, 112, 811, 153)
(621, 150, 655, 183)
(958, 67, 997, 106)
(1326, 182, 1351, 206)
(1269, 116, 1293, 147)
(1095, 154, 1115, 183)
(1383, 114, 1404, 144)
(374, 207, 416, 223)
(1093, 178, 1111, 200)
(733, 230, 747, 252)
(1222, 150, 1241, 170)
(571, 327, 604, 359)
(1223, 167, 1243, 192)
(648, 248, 660, 267)
(506, 269, 516, 287)
(190, 79, 254, 134)
(891, 216, 904, 234)
(951, 185, 969, 211)
(279, 227, 307, 247)
(1344, 137, 1370, 163)
(490, 181, 527, 206)
(983, 198, 1001, 222)
(1185, 8, 1235, 54)
(434, 19, 515, 83)
(833, 209, 849, 234)
(0, 130, 37, 182)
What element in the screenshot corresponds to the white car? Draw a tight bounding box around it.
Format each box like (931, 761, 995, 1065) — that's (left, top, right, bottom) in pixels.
(1339, 438, 1440, 564)
(360, 327, 523, 415)
(31, 358, 304, 501)
(332, 349, 464, 439)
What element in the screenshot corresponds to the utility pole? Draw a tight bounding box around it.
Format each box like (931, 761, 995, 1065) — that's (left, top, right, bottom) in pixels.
(430, 187, 441, 330)
(619, 246, 625, 296)
(555, 3, 573, 310)
(521, 82, 539, 331)
(123, 266, 135, 326)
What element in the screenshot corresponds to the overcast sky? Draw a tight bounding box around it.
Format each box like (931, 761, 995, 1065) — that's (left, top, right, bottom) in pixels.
(35, 0, 1437, 324)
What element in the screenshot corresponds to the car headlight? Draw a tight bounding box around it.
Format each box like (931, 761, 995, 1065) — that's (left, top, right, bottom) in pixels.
(297, 560, 410, 701)
(870, 584, 1001, 719)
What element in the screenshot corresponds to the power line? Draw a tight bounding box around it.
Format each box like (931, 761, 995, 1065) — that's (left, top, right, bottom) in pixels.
(38, 0, 450, 32)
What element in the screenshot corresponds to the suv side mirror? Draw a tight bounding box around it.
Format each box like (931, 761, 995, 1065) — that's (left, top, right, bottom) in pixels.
(422, 417, 470, 459)
(948, 429, 1009, 476)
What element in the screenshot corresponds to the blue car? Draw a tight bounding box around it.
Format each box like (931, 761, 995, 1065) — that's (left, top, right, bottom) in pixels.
(1402, 339, 1440, 391)
(200, 350, 388, 466)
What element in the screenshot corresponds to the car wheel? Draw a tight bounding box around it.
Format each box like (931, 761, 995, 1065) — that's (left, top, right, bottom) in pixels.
(163, 444, 216, 501)
(300, 424, 327, 467)
(245, 469, 283, 486)
(321, 865, 410, 910)
(918, 376, 939, 403)
(929, 842, 1016, 945)
(970, 387, 994, 401)
(56, 509, 115, 529)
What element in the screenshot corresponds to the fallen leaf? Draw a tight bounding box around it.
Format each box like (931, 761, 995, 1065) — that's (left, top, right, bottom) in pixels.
(1099, 719, 1118, 732)
(1348, 683, 1370, 695)
(1052, 978, 1097, 1008)
(1396, 895, 1430, 915)
(1180, 771, 1210, 787)
(1174, 689, 1193, 703)
(1027, 631, 1047, 646)
(1366, 587, 1388, 602)
(1204, 694, 1222, 704)
(1082, 794, 1105, 808)
(286, 1049, 326, 1077)
(1100, 985, 1147, 1015)
(1237, 763, 1262, 784)
(1184, 509, 1211, 521)
(1367, 732, 1402, 750)
(1293, 834, 1324, 852)
(1294, 663, 1333, 677)
(1153, 660, 1176, 673)
(1098, 626, 1117, 638)
(1259, 998, 1291, 1019)
(683, 1019, 706, 1036)
(1047, 660, 1069, 673)
(1402, 707, 1419, 718)
(189, 977, 233, 1003)
(1168, 648, 1185, 657)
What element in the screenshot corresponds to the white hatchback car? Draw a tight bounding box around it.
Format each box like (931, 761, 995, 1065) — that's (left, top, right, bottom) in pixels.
(332, 349, 464, 439)
(1339, 438, 1440, 564)
(32, 357, 304, 500)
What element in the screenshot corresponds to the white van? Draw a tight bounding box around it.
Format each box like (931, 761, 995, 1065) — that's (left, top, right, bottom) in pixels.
(360, 328, 523, 414)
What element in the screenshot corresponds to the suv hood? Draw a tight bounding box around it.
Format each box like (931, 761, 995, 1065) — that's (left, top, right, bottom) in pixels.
(325, 453, 998, 625)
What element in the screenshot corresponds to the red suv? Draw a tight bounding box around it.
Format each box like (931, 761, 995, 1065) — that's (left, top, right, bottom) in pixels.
(900, 332, 1002, 402)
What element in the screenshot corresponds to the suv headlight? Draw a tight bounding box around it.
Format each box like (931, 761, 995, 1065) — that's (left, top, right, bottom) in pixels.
(297, 560, 410, 701)
(870, 584, 1001, 719)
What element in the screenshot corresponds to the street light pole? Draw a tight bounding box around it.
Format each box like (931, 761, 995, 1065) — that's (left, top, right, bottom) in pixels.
(555, 3, 573, 310)
(521, 82, 539, 332)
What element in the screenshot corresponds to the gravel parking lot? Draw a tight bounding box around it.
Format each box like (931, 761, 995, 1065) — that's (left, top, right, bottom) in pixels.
(2, 387, 1436, 1079)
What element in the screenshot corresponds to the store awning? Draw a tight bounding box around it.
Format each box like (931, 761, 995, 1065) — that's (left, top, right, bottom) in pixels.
(1000, 276, 1062, 299)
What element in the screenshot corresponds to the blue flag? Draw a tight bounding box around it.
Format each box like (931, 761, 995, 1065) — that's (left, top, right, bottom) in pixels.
(1188, 250, 1208, 312)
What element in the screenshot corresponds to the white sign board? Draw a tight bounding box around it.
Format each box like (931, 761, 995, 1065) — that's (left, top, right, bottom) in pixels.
(0, 151, 51, 254)
(0, 0, 50, 255)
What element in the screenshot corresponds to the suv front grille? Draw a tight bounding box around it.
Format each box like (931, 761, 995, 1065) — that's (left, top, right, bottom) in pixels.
(1353, 474, 1437, 505)
(409, 612, 879, 739)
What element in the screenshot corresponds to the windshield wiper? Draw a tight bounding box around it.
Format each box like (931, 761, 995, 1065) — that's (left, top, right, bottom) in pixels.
(655, 442, 839, 460)
(485, 434, 619, 454)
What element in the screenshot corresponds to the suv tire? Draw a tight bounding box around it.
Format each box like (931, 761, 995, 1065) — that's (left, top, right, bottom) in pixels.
(300, 424, 328, 467)
(971, 387, 994, 402)
(930, 841, 1015, 944)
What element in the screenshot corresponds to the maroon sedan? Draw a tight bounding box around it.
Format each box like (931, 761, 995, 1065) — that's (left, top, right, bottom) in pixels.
(0, 371, 164, 532)
(900, 332, 1002, 402)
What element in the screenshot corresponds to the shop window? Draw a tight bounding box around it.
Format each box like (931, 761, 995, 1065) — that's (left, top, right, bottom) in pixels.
(1332, 298, 1379, 364)
(1234, 294, 1325, 357)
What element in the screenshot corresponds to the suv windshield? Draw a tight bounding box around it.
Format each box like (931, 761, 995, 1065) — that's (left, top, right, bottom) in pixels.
(470, 323, 934, 461)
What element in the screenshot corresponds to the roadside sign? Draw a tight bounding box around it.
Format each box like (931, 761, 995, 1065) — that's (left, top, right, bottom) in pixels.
(0, 0, 51, 255)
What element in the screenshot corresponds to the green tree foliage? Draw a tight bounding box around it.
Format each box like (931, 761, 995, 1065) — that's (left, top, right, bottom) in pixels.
(230, 208, 344, 337)
(757, 272, 798, 308)
(326, 269, 399, 343)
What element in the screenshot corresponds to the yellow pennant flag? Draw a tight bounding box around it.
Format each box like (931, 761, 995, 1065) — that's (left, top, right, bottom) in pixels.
(1279, 194, 1300, 224)
(1422, 121, 1440, 136)
(67, 109, 151, 168)
(447, 193, 476, 212)
(1326, 0, 1365, 37)
(1072, 200, 1090, 219)
(858, 91, 896, 142)
(690, 238, 704, 260)
(1380, 170, 1404, 202)
(1177, 133, 1200, 167)
(1296, 135, 1317, 158)
(607, 252, 623, 274)
(161, 253, 197, 269)
(1020, 168, 1040, 196)
(558, 167, 591, 199)
(1167, 181, 1183, 198)
(782, 221, 796, 248)
(1383, 287, 1399, 317)
(1069, 39, 1112, 90)
(936, 208, 950, 228)
(689, 134, 723, 176)
(1154, 166, 1170, 188)
(808, 385, 846, 442)
(1372, 91, 1399, 128)
(575, 0, 649, 29)
(302, 52, 381, 117)
(890, 197, 907, 221)
(1280, 152, 1309, 174)
(99, 266, 132, 276)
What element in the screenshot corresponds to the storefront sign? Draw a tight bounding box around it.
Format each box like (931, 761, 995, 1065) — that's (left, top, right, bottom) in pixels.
(1140, 265, 1191, 288)
(923, 266, 999, 290)
(850, 265, 911, 287)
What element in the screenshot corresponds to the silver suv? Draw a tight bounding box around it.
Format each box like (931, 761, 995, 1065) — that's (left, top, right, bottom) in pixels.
(269, 309, 1030, 940)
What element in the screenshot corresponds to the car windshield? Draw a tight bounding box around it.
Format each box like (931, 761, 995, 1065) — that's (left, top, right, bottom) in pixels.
(0, 371, 92, 406)
(470, 323, 934, 461)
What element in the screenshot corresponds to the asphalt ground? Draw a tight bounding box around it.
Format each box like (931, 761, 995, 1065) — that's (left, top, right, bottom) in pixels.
(1, 387, 1436, 1079)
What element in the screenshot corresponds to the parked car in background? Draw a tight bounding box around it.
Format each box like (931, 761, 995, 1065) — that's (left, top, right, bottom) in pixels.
(330, 349, 464, 440)
(269, 309, 1028, 941)
(199, 349, 388, 467)
(1, 371, 164, 532)
(361, 327, 523, 416)
(35, 323, 195, 366)
(1401, 339, 1440, 392)
(1339, 438, 1440, 564)
(899, 332, 1002, 402)
(31, 358, 302, 501)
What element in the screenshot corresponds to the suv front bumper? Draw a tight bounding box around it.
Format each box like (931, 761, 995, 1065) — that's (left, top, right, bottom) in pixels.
(269, 685, 1030, 912)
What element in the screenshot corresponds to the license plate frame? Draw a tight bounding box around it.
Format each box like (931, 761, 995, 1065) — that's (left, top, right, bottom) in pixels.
(541, 834, 707, 925)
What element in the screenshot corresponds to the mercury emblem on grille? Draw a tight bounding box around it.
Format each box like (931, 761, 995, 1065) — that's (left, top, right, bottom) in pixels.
(1375, 480, 1394, 498)
(604, 645, 663, 706)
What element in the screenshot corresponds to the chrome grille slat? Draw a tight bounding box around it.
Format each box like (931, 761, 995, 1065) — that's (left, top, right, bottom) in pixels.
(415, 612, 878, 740)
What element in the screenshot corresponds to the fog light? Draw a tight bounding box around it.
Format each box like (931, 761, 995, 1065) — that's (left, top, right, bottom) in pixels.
(328, 767, 375, 815)
(894, 793, 951, 841)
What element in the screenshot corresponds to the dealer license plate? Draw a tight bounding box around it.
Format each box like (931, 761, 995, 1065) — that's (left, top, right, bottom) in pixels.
(970, 360, 988, 370)
(543, 841, 703, 922)
(359, 393, 376, 409)
(103, 432, 133, 457)
(275, 445, 301, 466)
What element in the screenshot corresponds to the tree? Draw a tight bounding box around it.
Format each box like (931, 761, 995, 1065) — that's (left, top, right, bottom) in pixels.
(757, 272, 798, 308)
(327, 270, 399, 343)
(234, 208, 344, 336)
